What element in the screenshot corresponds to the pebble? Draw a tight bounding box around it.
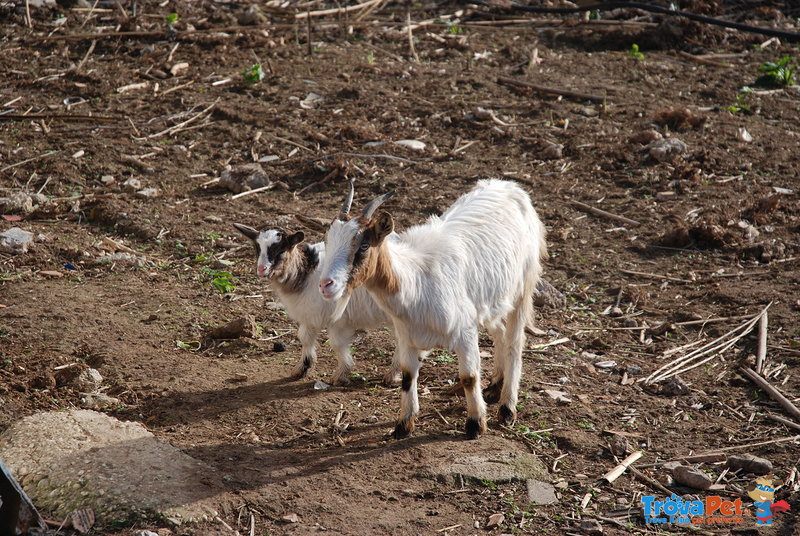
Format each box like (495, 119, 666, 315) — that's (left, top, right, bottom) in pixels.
(273, 341, 286, 352)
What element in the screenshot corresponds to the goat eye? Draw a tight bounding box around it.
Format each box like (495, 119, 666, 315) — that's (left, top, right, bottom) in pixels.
(359, 242, 370, 252)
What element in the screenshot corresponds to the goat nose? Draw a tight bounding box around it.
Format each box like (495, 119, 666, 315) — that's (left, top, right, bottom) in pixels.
(320, 278, 334, 291)
(257, 265, 267, 276)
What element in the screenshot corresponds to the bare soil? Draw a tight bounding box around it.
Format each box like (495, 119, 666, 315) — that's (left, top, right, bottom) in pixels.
(2, 1, 799, 535)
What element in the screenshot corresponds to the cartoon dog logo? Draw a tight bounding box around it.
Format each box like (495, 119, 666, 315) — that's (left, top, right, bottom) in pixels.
(747, 475, 791, 525)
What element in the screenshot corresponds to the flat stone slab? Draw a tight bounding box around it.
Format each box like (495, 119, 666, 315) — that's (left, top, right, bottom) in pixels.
(0, 410, 223, 525)
(424, 438, 547, 486)
(527, 479, 558, 505)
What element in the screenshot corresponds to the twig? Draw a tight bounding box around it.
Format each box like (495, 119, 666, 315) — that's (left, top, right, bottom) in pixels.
(0, 150, 59, 173)
(159, 80, 194, 96)
(620, 269, 693, 284)
(25, 0, 32, 28)
(766, 414, 800, 432)
(629, 466, 673, 496)
(231, 184, 276, 200)
(755, 311, 767, 374)
(79, 0, 99, 29)
(674, 314, 753, 327)
(436, 524, 462, 533)
(73, 39, 96, 72)
(601, 451, 642, 484)
(406, 7, 419, 62)
(498, 76, 607, 103)
(294, 0, 384, 19)
(137, 98, 218, 140)
(677, 50, 733, 68)
(273, 135, 313, 153)
(679, 435, 800, 458)
(569, 200, 640, 226)
(307, 152, 417, 165)
(740, 367, 800, 422)
(117, 81, 149, 93)
(643, 303, 771, 384)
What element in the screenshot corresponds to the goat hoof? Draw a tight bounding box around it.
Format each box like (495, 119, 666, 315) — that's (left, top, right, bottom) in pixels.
(465, 417, 486, 440)
(498, 405, 516, 426)
(393, 420, 414, 439)
(290, 366, 310, 380)
(483, 382, 503, 404)
(332, 375, 352, 387)
(383, 371, 401, 387)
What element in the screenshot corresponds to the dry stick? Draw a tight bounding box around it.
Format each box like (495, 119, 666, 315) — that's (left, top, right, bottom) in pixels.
(674, 314, 753, 327)
(273, 135, 313, 153)
(679, 435, 800, 458)
(569, 200, 641, 226)
(73, 39, 96, 72)
(766, 414, 800, 432)
(755, 311, 768, 374)
(620, 269, 693, 283)
(677, 50, 733, 68)
(498, 76, 607, 103)
(25, 0, 32, 28)
(740, 367, 800, 423)
(294, 0, 384, 19)
(0, 150, 59, 173)
(629, 466, 673, 496)
(230, 184, 276, 201)
(159, 80, 194, 96)
(79, 0, 100, 29)
(406, 7, 419, 62)
(644, 304, 771, 384)
(601, 451, 642, 484)
(307, 152, 417, 165)
(0, 113, 116, 123)
(138, 98, 218, 140)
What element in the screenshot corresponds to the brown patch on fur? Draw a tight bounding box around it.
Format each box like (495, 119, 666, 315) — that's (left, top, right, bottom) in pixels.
(271, 244, 318, 294)
(353, 241, 400, 295)
(461, 376, 476, 389)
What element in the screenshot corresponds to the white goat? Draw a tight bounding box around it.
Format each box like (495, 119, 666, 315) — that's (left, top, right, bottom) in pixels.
(233, 188, 399, 386)
(318, 179, 546, 439)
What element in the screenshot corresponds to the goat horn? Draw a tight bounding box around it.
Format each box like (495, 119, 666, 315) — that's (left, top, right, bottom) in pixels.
(338, 178, 355, 220)
(362, 191, 395, 220)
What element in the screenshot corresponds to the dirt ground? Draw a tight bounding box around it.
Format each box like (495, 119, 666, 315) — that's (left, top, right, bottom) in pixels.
(2, 1, 800, 535)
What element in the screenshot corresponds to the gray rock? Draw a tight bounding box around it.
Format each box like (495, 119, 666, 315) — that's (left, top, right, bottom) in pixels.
(79, 392, 120, 409)
(136, 188, 160, 199)
(0, 410, 222, 525)
(533, 278, 566, 308)
(527, 479, 558, 504)
(646, 137, 687, 163)
(122, 178, 143, 192)
(74, 368, 103, 392)
(426, 442, 547, 485)
(219, 164, 270, 194)
(0, 227, 34, 254)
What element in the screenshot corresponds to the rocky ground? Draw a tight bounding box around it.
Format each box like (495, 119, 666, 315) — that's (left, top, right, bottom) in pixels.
(1, 1, 799, 535)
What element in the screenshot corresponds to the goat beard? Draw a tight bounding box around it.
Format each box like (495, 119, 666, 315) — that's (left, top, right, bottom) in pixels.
(330, 292, 352, 323)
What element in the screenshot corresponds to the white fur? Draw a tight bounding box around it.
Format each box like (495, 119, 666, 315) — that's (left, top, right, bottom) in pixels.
(251, 232, 399, 386)
(319, 179, 546, 436)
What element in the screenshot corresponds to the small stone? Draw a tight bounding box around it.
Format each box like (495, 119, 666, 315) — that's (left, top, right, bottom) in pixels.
(541, 142, 564, 159)
(100, 175, 115, 185)
(79, 392, 120, 409)
(646, 137, 687, 163)
(233, 373, 248, 382)
(273, 341, 286, 352)
(281, 513, 300, 524)
(543, 389, 571, 404)
(608, 306, 623, 317)
(486, 513, 504, 528)
(622, 318, 638, 328)
(204, 215, 223, 223)
(660, 376, 689, 396)
(656, 191, 677, 200)
(74, 368, 103, 392)
(527, 480, 558, 505)
(579, 519, 603, 535)
(122, 178, 142, 192)
(136, 188, 160, 199)
(726, 454, 772, 475)
(39, 270, 64, 278)
(629, 130, 662, 145)
(626, 365, 643, 376)
(737, 128, 753, 143)
(0, 227, 34, 254)
(672, 465, 712, 490)
(135, 531, 159, 536)
(394, 139, 426, 151)
(313, 380, 330, 391)
(299, 92, 325, 110)
(169, 62, 189, 77)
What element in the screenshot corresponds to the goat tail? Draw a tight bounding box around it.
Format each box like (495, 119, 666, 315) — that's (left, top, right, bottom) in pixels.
(523, 214, 547, 332)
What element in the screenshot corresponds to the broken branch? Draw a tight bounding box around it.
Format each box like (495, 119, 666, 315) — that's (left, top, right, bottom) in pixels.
(498, 76, 607, 103)
(601, 451, 642, 484)
(569, 200, 640, 226)
(740, 367, 800, 423)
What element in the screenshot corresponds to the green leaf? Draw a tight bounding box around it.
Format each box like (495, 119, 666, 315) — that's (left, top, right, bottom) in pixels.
(176, 340, 200, 351)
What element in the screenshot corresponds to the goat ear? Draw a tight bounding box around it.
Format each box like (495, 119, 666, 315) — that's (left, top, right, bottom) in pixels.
(294, 214, 328, 232)
(285, 231, 305, 248)
(369, 211, 394, 246)
(233, 223, 259, 242)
